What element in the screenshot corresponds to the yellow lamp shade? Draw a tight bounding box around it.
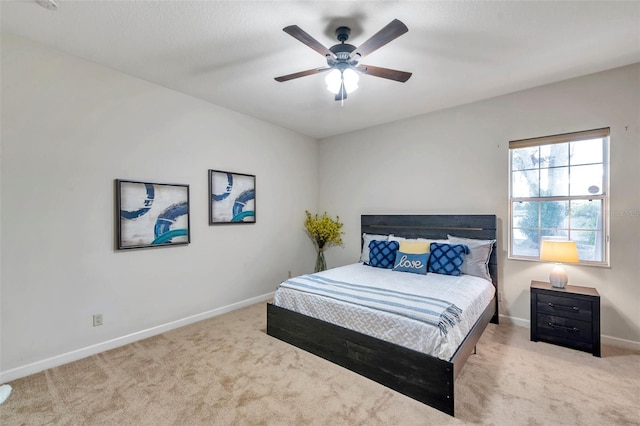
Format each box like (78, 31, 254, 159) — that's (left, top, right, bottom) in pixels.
(540, 240, 579, 263)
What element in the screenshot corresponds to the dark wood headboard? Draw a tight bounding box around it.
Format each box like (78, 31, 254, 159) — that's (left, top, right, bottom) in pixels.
(361, 214, 499, 324)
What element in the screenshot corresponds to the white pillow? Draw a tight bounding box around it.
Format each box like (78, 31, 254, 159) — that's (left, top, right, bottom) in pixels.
(388, 235, 406, 243)
(360, 233, 390, 263)
(447, 235, 496, 281)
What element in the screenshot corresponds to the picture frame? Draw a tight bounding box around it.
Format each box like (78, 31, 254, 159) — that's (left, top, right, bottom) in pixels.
(116, 179, 190, 250)
(209, 170, 256, 224)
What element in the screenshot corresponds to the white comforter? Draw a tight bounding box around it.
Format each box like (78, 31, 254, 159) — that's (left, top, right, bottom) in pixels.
(273, 263, 495, 361)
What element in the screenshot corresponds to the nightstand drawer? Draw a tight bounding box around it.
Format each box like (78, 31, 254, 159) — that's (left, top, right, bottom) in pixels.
(536, 293, 593, 322)
(537, 313, 592, 345)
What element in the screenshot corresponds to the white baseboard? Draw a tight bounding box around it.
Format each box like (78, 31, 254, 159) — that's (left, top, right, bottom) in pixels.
(498, 314, 640, 352)
(600, 335, 640, 352)
(499, 314, 530, 328)
(0, 292, 274, 383)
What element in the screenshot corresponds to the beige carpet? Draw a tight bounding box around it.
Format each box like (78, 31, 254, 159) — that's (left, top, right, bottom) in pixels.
(1, 302, 639, 425)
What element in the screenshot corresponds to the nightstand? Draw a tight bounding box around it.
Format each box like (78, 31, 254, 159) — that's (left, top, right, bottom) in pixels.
(530, 280, 601, 357)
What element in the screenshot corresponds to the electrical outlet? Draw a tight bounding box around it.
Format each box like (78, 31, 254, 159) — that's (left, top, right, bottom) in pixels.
(498, 292, 503, 302)
(93, 314, 103, 327)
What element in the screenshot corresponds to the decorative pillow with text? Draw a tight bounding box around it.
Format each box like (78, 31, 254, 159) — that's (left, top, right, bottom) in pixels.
(392, 251, 429, 274)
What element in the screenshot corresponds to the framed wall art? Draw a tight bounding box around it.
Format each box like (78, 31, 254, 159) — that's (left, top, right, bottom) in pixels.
(116, 179, 190, 249)
(209, 170, 256, 224)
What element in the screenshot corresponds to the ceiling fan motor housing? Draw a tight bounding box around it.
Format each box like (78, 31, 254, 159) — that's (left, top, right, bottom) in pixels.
(335, 26, 351, 42)
(330, 26, 357, 62)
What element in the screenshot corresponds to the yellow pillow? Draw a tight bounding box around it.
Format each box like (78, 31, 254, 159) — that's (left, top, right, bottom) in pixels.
(399, 240, 432, 254)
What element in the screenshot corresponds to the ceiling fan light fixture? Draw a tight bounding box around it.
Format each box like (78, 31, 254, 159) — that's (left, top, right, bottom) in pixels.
(342, 68, 359, 93)
(325, 69, 342, 94)
(325, 68, 359, 95)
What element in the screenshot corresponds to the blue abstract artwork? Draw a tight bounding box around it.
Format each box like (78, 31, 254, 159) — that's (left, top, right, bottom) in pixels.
(117, 180, 190, 249)
(209, 170, 255, 224)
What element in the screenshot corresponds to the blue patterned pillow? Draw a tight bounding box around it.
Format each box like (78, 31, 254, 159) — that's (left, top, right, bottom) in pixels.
(393, 251, 429, 275)
(428, 243, 470, 276)
(368, 240, 399, 269)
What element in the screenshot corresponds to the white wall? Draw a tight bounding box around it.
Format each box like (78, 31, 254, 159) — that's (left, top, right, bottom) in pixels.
(1, 35, 318, 379)
(319, 64, 640, 346)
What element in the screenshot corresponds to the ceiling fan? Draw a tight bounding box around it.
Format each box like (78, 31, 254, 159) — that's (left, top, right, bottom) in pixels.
(274, 19, 412, 103)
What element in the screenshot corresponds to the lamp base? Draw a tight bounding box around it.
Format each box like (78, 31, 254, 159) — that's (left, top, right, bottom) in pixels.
(549, 264, 568, 288)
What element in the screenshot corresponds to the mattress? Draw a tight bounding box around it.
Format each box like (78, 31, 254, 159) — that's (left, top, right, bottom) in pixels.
(273, 263, 495, 361)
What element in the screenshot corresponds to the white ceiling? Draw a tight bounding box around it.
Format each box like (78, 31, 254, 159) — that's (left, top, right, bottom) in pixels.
(2, 1, 639, 139)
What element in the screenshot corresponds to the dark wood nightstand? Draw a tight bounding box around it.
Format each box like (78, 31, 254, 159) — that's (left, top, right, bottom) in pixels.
(530, 280, 601, 357)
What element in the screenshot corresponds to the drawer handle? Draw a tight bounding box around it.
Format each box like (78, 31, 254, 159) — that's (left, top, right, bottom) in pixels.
(548, 322, 579, 333)
(548, 302, 580, 312)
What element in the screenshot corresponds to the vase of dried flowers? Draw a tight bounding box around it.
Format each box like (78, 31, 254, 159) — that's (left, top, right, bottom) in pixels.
(304, 210, 344, 272)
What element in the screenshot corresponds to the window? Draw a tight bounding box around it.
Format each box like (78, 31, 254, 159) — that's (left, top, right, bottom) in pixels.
(509, 128, 609, 265)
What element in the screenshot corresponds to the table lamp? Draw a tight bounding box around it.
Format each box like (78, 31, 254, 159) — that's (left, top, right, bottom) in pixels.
(540, 240, 579, 288)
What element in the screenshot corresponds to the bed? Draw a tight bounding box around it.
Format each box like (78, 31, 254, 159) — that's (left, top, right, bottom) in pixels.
(267, 214, 499, 416)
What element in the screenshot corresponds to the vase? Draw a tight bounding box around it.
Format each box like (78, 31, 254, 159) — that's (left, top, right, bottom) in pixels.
(315, 249, 327, 273)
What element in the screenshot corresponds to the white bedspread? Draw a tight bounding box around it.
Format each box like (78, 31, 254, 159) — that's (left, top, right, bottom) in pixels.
(273, 263, 495, 361)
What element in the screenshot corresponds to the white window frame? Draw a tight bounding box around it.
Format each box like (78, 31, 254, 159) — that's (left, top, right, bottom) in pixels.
(508, 128, 610, 266)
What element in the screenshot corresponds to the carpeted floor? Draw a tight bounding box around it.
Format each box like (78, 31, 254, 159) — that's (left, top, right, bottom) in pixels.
(1, 302, 639, 425)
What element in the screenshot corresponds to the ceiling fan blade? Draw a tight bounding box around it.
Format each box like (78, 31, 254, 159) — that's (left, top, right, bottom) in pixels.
(355, 64, 412, 82)
(283, 25, 335, 58)
(274, 67, 331, 82)
(349, 19, 408, 60)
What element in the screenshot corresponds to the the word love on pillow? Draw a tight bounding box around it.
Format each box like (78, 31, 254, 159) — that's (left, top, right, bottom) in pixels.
(397, 255, 424, 269)
(392, 251, 429, 275)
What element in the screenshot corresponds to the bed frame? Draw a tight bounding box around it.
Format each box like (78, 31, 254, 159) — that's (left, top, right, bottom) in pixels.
(267, 214, 499, 416)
